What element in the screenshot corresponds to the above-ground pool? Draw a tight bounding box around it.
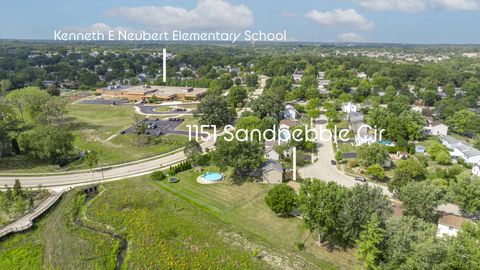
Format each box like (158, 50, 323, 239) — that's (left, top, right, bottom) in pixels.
(198, 172, 223, 184)
(378, 140, 395, 147)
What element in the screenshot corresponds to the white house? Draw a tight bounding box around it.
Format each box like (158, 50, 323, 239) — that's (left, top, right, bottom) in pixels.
(425, 120, 449, 136)
(317, 71, 325, 80)
(342, 102, 358, 113)
(347, 112, 375, 146)
(292, 70, 304, 84)
(441, 135, 480, 165)
(356, 72, 368, 79)
(437, 214, 470, 237)
(472, 166, 480, 177)
(265, 141, 280, 161)
(318, 79, 330, 88)
(283, 104, 298, 119)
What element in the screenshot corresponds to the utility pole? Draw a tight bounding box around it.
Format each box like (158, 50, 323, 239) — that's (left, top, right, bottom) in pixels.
(293, 147, 297, 181)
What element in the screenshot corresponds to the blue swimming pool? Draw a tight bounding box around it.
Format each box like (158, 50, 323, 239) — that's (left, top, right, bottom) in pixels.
(202, 172, 223, 182)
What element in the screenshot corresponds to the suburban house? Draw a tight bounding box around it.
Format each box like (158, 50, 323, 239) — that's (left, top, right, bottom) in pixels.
(356, 72, 368, 79)
(292, 69, 304, 84)
(265, 141, 280, 161)
(317, 71, 325, 80)
(261, 160, 283, 184)
(437, 214, 470, 237)
(342, 102, 358, 113)
(279, 119, 297, 145)
(318, 79, 330, 88)
(283, 104, 298, 119)
(425, 120, 449, 136)
(472, 165, 480, 177)
(441, 135, 480, 165)
(279, 119, 297, 130)
(347, 112, 375, 146)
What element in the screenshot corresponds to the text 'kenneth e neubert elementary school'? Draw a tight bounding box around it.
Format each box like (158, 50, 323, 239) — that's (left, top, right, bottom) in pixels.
(54, 30, 288, 43)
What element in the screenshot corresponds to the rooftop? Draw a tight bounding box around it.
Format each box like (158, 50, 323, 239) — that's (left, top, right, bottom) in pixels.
(438, 214, 470, 229)
(279, 119, 298, 128)
(98, 85, 207, 97)
(442, 135, 458, 144)
(262, 160, 283, 172)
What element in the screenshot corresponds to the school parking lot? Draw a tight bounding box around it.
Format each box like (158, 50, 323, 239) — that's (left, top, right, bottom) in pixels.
(122, 118, 190, 136)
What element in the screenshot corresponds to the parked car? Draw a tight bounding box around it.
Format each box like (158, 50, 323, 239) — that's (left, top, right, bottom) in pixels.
(330, 160, 336, 165)
(355, 176, 366, 182)
(156, 131, 163, 136)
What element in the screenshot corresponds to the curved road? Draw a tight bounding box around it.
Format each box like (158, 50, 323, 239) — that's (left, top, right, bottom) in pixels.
(0, 139, 215, 189)
(299, 115, 461, 216)
(136, 104, 196, 115)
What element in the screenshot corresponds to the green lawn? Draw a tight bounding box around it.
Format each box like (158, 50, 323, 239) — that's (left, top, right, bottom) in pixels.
(336, 142, 357, 154)
(0, 104, 190, 173)
(0, 155, 58, 174)
(154, 167, 360, 269)
(68, 133, 189, 170)
(175, 115, 200, 131)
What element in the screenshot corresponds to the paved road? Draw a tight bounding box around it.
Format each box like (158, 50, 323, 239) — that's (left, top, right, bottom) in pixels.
(0, 139, 215, 189)
(137, 104, 195, 115)
(299, 115, 461, 216)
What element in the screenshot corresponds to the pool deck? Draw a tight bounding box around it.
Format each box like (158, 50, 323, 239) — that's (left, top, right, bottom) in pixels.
(196, 175, 223, 184)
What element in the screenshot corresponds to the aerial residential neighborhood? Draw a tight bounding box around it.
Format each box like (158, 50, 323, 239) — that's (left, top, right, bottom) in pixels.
(1, 0, 480, 269)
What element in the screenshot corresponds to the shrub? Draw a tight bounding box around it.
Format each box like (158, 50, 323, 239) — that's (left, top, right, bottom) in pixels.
(265, 184, 297, 216)
(168, 161, 192, 175)
(150, 171, 165, 181)
(296, 242, 305, 251)
(367, 164, 385, 180)
(435, 151, 451, 165)
(349, 159, 358, 168)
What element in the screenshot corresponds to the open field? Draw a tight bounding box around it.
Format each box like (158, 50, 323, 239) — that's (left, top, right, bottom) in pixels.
(0, 172, 359, 269)
(84, 178, 268, 269)
(0, 190, 118, 269)
(0, 178, 269, 269)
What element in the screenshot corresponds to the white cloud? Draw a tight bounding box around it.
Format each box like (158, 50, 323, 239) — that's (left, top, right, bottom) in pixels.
(351, 0, 479, 12)
(105, 0, 253, 31)
(336, 32, 368, 42)
(305, 9, 374, 30)
(433, 0, 479, 10)
(64, 23, 133, 34)
(281, 11, 296, 18)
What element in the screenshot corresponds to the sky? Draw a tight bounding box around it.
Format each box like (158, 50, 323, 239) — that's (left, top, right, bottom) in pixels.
(1, 0, 480, 44)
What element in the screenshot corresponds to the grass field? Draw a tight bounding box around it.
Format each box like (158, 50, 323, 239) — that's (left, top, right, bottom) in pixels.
(0, 103, 189, 173)
(154, 167, 360, 269)
(0, 190, 118, 270)
(83, 178, 269, 269)
(175, 115, 200, 131)
(0, 179, 270, 269)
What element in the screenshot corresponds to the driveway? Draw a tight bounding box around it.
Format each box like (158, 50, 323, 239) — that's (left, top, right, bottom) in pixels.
(299, 115, 461, 215)
(136, 104, 195, 115)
